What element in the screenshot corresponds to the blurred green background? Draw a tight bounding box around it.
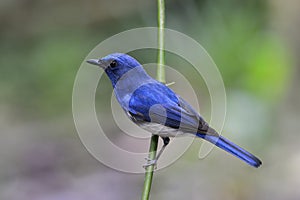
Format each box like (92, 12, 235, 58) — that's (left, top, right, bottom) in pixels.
(1, 0, 300, 199)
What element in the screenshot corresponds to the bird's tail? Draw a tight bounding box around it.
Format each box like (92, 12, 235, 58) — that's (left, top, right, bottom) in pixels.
(196, 133, 262, 168)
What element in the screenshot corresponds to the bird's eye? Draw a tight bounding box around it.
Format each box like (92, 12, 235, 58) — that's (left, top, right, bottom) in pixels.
(110, 60, 117, 68)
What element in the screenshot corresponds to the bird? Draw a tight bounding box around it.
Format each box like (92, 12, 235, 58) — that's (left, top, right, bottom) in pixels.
(87, 53, 262, 168)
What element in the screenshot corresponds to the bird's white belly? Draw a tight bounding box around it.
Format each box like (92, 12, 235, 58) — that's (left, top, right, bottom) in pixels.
(138, 122, 186, 137)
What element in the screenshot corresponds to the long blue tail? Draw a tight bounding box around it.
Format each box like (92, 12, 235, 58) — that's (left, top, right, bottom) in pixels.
(196, 133, 262, 168)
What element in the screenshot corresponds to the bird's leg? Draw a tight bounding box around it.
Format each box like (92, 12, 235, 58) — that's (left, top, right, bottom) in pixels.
(155, 137, 170, 161)
(143, 137, 170, 168)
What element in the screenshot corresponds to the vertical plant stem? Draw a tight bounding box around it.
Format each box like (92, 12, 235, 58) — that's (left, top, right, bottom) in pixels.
(156, 0, 166, 83)
(141, 135, 159, 200)
(141, 0, 165, 200)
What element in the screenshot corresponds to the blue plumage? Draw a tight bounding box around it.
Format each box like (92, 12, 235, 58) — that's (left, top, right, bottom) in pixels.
(87, 53, 262, 168)
(196, 134, 261, 167)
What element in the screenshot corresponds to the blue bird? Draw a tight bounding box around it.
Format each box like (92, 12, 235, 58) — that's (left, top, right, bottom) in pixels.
(87, 53, 262, 168)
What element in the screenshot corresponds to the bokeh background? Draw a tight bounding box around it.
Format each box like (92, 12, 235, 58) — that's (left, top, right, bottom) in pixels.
(1, 0, 300, 199)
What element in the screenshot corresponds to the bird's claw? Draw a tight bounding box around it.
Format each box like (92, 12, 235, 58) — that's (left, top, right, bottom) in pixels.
(143, 158, 157, 169)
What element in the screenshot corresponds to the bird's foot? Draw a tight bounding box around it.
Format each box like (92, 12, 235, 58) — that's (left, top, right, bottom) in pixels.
(143, 158, 157, 169)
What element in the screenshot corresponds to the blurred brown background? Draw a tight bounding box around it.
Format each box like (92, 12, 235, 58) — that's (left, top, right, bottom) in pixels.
(1, 0, 300, 199)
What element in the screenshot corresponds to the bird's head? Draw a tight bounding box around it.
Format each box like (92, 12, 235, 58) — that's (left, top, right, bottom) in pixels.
(87, 53, 145, 87)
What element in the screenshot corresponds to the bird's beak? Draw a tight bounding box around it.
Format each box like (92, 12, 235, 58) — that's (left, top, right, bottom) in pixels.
(86, 59, 107, 69)
(87, 59, 100, 66)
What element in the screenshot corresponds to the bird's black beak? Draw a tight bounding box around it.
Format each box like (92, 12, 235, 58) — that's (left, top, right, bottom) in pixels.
(86, 59, 100, 66)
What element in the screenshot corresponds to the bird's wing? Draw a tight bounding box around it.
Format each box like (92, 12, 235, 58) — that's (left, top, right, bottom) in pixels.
(128, 83, 216, 135)
(176, 96, 213, 133)
(148, 102, 214, 134)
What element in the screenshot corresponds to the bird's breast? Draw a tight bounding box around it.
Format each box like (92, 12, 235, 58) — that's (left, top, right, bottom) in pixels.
(137, 121, 186, 137)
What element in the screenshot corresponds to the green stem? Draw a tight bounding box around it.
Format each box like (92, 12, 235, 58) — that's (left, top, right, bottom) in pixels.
(141, 135, 159, 200)
(141, 0, 165, 200)
(156, 0, 166, 83)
